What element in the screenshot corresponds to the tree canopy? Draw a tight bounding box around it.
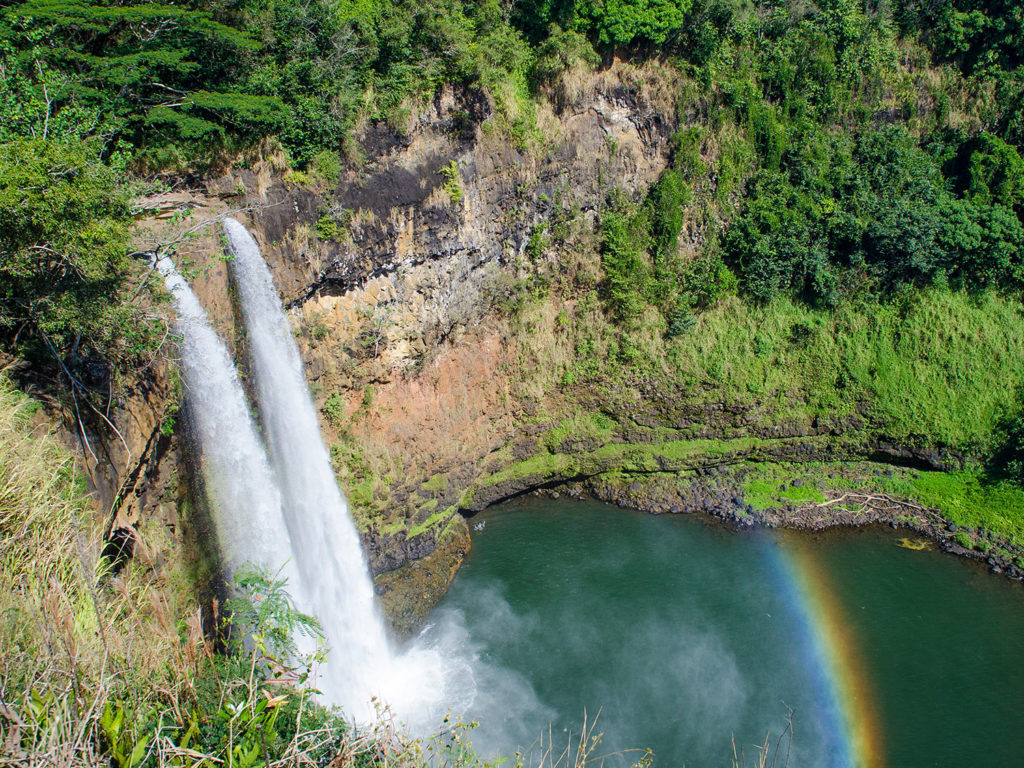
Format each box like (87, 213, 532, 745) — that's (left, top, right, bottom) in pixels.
(0, 138, 155, 370)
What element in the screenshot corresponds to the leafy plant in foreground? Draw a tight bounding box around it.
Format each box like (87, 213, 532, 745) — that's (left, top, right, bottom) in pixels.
(224, 564, 327, 685)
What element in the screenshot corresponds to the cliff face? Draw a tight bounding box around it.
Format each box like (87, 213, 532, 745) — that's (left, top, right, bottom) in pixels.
(89, 60, 992, 634)
(241, 63, 682, 628)
(84, 61, 681, 630)
(247, 63, 679, 344)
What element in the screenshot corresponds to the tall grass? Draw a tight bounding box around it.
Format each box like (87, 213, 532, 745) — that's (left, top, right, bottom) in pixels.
(662, 289, 1024, 449)
(0, 376, 204, 764)
(544, 286, 1024, 453)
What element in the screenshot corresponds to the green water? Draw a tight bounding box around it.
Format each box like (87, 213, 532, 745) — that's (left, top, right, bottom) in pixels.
(425, 497, 1024, 768)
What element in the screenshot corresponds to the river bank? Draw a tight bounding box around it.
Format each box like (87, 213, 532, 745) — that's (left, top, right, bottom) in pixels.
(376, 458, 1024, 635)
(574, 460, 1024, 578)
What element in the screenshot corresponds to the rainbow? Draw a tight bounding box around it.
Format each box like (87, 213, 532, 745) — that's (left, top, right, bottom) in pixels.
(771, 534, 886, 768)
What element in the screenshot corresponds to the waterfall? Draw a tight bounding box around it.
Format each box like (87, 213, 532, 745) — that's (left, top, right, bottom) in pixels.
(223, 219, 397, 718)
(156, 257, 300, 586)
(164, 219, 465, 727)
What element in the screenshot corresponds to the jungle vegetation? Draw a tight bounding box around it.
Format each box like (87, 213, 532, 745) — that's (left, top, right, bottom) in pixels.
(2, 0, 1022, 371)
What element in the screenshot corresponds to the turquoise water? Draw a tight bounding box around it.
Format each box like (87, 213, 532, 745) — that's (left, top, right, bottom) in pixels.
(423, 497, 1024, 767)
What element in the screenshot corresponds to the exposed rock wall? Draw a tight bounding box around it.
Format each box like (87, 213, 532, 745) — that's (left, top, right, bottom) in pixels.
(202, 63, 687, 599)
(69, 60, 985, 633)
(248, 63, 679, 348)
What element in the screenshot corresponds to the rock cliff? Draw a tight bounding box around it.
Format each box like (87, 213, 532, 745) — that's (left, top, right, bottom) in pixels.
(81, 59, 1000, 635)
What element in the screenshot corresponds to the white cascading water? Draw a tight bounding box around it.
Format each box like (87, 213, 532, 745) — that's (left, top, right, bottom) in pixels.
(156, 257, 302, 589)
(223, 219, 454, 723)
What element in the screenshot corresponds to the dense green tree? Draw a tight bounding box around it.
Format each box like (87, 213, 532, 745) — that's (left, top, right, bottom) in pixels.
(723, 169, 837, 304)
(0, 0, 534, 165)
(648, 168, 689, 263)
(600, 201, 652, 322)
(0, 139, 153, 370)
(964, 134, 1024, 207)
(724, 123, 1024, 303)
(898, 0, 1024, 74)
(513, 0, 691, 46)
(0, 0, 284, 155)
(954, 201, 1024, 287)
(240, 0, 531, 159)
(575, 0, 691, 45)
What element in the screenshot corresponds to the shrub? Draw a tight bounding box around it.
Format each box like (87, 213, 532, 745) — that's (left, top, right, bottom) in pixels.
(992, 400, 1024, 485)
(0, 138, 157, 372)
(441, 160, 464, 204)
(532, 25, 600, 86)
(316, 215, 344, 241)
(311, 150, 344, 187)
(599, 205, 651, 322)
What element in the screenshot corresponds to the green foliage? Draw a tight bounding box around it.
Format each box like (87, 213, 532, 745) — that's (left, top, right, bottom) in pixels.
(324, 391, 346, 424)
(1, 0, 280, 159)
(899, 0, 1024, 76)
(599, 198, 652, 322)
(0, 51, 107, 143)
(0, 138, 156, 370)
(316, 215, 343, 241)
(672, 125, 708, 178)
(598, 154, 734, 330)
(666, 308, 697, 337)
(676, 252, 738, 309)
(441, 160, 464, 204)
(724, 125, 1024, 304)
(514, 0, 692, 46)
(531, 24, 599, 85)
(262, 0, 532, 157)
(99, 703, 150, 768)
(635, 0, 1024, 307)
(992, 400, 1024, 485)
(224, 565, 325, 682)
(311, 150, 344, 186)
(648, 168, 689, 261)
(715, 128, 755, 203)
(0, 0, 537, 166)
(950, 132, 1024, 207)
(361, 384, 376, 410)
(527, 225, 548, 260)
(668, 0, 739, 66)
(575, 0, 692, 46)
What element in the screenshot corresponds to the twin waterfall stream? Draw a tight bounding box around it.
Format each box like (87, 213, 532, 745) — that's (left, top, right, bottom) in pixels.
(158, 219, 456, 725)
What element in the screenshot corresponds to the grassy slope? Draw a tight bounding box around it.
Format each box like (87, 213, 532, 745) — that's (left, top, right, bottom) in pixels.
(739, 460, 1024, 547)
(554, 287, 1024, 451)
(0, 377, 193, 761)
(480, 282, 1024, 548)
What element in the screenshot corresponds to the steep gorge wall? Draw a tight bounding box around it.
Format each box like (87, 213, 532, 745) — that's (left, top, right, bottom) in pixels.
(76, 62, 682, 629)
(81, 61, 1007, 634)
